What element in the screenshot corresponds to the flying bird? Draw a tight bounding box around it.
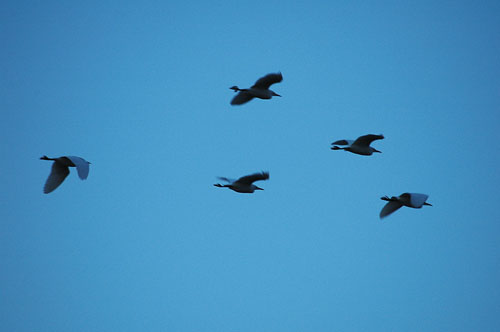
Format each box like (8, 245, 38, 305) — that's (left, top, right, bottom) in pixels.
(331, 134, 384, 156)
(214, 171, 269, 193)
(230, 72, 283, 105)
(40, 155, 90, 193)
(379, 193, 432, 218)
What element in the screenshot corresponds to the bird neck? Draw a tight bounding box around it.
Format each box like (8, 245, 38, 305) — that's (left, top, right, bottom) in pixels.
(381, 196, 398, 202)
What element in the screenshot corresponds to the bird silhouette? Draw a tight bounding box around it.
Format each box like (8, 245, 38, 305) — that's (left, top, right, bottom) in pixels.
(379, 193, 432, 218)
(331, 134, 384, 156)
(230, 72, 283, 105)
(214, 171, 269, 193)
(40, 155, 90, 193)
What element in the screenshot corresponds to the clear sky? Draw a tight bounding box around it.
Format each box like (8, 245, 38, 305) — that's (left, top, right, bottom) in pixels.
(1, 1, 500, 331)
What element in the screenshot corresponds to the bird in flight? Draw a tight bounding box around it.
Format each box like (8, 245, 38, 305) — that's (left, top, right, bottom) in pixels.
(40, 155, 90, 193)
(379, 193, 432, 218)
(214, 171, 270, 193)
(230, 72, 283, 105)
(331, 134, 384, 156)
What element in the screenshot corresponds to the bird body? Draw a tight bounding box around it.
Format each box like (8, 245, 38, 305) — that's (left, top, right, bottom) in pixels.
(231, 87, 275, 100)
(230, 72, 283, 105)
(379, 193, 432, 218)
(40, 155, 90, 193)
(331, 134, 384, 156)
(214, 172, 269, 193)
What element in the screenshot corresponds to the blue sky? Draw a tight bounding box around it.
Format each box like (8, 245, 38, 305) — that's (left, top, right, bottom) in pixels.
(1, 1, 500, 331)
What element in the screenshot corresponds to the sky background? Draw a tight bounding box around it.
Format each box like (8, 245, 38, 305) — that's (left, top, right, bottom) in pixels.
(1, 0, 500, 331)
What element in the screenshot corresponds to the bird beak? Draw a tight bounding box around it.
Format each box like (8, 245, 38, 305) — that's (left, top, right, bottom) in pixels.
(256, 187, 264, 190)
(374, 149, 382, 153)
(424, 202, 432, 206)
(275, 93, 281, 97)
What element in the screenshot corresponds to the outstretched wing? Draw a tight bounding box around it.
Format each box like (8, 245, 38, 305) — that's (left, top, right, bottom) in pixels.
(231, 92, 254, 105)
(331, 139, 353, 146)
(408, 193, 429, 208)
(353, 134, 384, 147)
(235, 171, 270, 185)
(67, 156, 90, 180)
(251, 72, 283, 89)
(44, 162, 70, 194)
(380, 201, 403, 218)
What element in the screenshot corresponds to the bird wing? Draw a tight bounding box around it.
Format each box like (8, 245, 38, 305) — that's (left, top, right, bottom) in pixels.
(235, 172, 270, 185)
(353, 134, 384, 147)
(251, 72, 283, 89)
(231, 92, 254, 105)
(408, 193, 429, 208)
(67, 156, 90, 180)
(380, 201, 403, 218)
(331, 139, 353, 146)
(44, 162, 70, 193)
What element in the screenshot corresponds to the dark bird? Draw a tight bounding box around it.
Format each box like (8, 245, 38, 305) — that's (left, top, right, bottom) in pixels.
(380, 193, 432, 218)
(214, 171, 269, 193)
(230, 72, 283, 105)
(331, 134, 384, 156)
(40, 155, 90, 193)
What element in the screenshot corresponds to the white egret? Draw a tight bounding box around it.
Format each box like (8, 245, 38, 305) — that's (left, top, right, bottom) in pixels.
(380, 193, 432, 218)
(331, 134, 384, 156)
(40, 155, 90, 194)
(230, 73, 283, 105)
(214, 171, 269, 193)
